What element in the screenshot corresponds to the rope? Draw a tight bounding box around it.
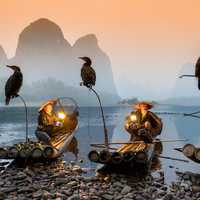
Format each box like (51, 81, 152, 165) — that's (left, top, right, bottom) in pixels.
(87, 90, 92, 169)
(90, 88, 109, 149)
(18, 95, 28, 142)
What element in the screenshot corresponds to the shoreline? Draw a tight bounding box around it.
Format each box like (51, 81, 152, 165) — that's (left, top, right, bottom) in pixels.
(0, 160, 199, 200)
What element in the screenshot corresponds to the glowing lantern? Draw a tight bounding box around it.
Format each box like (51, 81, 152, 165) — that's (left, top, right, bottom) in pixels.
(58, 112, 66, 120)
(130, 114, 137, 122)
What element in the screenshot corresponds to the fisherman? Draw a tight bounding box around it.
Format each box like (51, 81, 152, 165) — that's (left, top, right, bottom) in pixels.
(124, 101, 162, 143)
(35, 99, 79, 158)
(35, 99, 57, 143)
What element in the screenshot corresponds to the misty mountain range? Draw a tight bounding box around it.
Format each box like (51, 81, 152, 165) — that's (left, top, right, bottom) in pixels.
(0, 18, 120, 106)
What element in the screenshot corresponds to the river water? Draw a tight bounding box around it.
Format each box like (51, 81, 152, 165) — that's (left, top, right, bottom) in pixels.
(0, 105, 200, 184)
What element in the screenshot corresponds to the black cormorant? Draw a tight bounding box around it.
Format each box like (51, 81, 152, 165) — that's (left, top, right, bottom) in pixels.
(79, 57, 96, 88)
(195, 57, 200, 89)
(5, 65, 23, 105)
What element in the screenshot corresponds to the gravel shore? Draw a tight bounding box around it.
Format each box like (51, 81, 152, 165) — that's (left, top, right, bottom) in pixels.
(0, 160, 199, 200)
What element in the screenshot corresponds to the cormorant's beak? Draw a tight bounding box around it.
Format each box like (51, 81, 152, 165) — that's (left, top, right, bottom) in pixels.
(6, 65, 14, 70)
(6, 65, 19, 71)
(78, 57, 84, 60)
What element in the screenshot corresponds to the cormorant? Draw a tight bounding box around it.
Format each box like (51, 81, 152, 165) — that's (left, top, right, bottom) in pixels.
(5, 65, 23, 105)
(179, 57, 200, 90)
(79, 57, 96, 88)
(195, 57, 200, 89)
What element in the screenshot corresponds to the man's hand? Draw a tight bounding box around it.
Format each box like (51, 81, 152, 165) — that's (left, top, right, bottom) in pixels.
(54, 121, 63, 127)
(144, 121, 151, 130)
(127, 122, 138, 130)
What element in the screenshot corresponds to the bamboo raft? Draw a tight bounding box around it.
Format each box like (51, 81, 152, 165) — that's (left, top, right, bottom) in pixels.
(175, 143, 200, 164)
(88, 140, 162, 176)
(0, 141, 60, 161)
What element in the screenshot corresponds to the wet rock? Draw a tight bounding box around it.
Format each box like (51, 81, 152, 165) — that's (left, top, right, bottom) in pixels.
(13, 172, 27, 180)
(1, 187, 17, 193)
(67, 194, 80, 200)
(121, 185, 132, 195)
(42, 191, 51, 200)
(32, 190, 43, 198)
(82, 176, 98, 183)
(0, 192, 5, 200)
(72, 165, 82, 173)
(55, 177, 69, 186)
(163, 194, 174, 200)
(113, 181, 124, 188)
(102, 194, 113, 200)
(192, 185, 200, 192)
(67, 180, 78, 187)
(17, 186, 34, 193)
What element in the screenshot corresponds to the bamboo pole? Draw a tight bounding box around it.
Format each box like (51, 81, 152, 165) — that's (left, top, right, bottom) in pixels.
(90, 139, 188, 146)
(158, 155, 189, 163)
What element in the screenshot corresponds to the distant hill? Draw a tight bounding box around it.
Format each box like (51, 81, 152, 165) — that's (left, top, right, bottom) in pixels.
(0, 18, 120, 106)
(159, 96, 200, 106)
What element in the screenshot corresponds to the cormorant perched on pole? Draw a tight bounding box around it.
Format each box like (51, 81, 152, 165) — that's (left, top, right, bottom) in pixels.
(79, 57, 109, 149)
(195, 57, 200, 89)
(5, 65, 23, 105)
(79, 57, 96, 88)
(179, 57, 200, 90)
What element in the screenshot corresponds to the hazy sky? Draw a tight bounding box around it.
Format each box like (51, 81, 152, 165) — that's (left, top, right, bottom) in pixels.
(0, 0, 200, 100)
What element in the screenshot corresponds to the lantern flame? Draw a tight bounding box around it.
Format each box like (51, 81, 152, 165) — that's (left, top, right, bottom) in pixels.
(58, 112, 66, 120)
(130, 114, 137, 122)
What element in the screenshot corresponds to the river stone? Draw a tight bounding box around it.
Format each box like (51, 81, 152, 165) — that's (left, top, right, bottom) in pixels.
(0, 192, 5, 200)
(113, 181, 124, 188)
(32, 190, 43, 198)
(192, 185, 200, 192)
(67, 181, 78, 187)
(17, 186, 34, 193)
(121, 185, 132, 195)
(72, 165, 82, 173)
(14, 172, 27, 180)
(67, 194, 80, 200)
(102, 194, 113, 200)
(1, 187, 17, 193)
(163, 193, 174, 200)
(55, 178, 69, 186)
(115, 195, 123, 200)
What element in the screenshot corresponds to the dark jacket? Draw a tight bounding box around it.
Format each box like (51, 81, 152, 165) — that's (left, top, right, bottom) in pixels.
(125, 110, 162, 141)
(37, 111, 59, 136)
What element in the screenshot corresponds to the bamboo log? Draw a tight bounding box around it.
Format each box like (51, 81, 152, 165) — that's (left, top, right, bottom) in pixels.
(88, 150, 99, 162)
(194, 148, 200, 161)
(43, 146, 54, 158)
(91, 139, 188, 146)
(19, 145, 32, 158)
(123, 151, 135, 162)
(0, 148, 8, 158)
(136, 152, 148, 163)
(31, 147, 43, 159)
(111, 152, 123, 164)
(99, 150, 111, 163)
(8, 146, 19, 158)
(182, 144, 196, 158)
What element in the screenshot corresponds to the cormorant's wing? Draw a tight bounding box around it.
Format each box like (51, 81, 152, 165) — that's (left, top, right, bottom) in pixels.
(81, 66, 96, 86)
(86, 66, 96, 85)
(5, 72, 23, 96)
(5, 75, 14, 96)
(195, 57, 200, 77)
